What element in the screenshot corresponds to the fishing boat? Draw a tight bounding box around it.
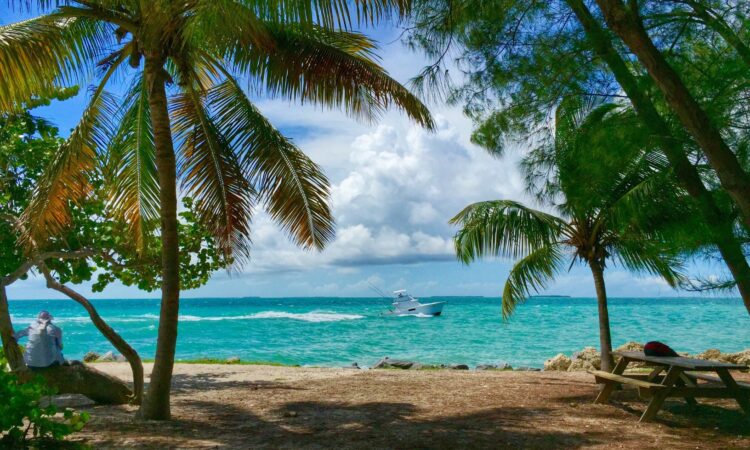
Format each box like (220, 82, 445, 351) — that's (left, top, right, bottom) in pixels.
(387, 290, 445, 316)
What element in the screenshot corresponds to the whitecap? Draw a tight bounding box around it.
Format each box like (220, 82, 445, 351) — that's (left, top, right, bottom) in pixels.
(170, 311, 364, 323)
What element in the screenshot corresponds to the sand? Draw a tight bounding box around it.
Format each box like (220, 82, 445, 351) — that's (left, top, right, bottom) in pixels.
(62, 363, 749, 449)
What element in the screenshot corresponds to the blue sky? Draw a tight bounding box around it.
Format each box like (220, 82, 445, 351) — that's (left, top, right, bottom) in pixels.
(1, 6, 735, 299)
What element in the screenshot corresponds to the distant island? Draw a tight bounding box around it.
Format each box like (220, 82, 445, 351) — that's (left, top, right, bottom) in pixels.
(529, 295, 572, 298)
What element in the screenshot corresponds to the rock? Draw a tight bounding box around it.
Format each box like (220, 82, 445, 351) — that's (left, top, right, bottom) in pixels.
(344, 362, 361, 370)
(114, 355, 127, 362)
(515, 366, 541, 372)
(725, 350, 750, 365)
(700, 349, 750, 365)
(372, 357, 416, 369)
(449, 364, 469, 370)
(568, 347, 601, 372)
(83, 351, 100, 363)
(226, 356, 241, 364)
(615, 341, 644, 353)
(476, 362, 513, 371)
(97, 351, 115, 362)
(543, 353, 572, 371)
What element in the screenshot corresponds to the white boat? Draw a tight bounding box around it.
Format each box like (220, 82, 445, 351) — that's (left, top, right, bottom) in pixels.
(387, 290, 445, 316)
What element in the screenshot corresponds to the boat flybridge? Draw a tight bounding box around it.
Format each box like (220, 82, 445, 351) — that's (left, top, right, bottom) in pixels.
(387, 290, 445, 317)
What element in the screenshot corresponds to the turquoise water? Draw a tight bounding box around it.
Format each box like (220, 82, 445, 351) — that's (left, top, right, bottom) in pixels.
(7, 297, 749, 368)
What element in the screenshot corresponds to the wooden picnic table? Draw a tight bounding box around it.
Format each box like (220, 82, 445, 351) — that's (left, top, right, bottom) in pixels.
(590, 351, 750, 422)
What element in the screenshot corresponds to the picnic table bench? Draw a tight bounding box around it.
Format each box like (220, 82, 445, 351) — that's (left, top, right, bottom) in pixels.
(590, 351, 750, 422)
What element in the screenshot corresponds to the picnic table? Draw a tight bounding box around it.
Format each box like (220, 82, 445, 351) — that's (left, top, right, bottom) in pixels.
(590, 351, 750, 422)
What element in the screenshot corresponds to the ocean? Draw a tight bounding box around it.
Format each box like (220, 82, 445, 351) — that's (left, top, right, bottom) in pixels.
(7, 297, 749, 368)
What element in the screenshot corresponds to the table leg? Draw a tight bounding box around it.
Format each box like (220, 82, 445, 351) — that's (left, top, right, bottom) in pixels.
(595, 356, 629, 404)
(640, 366, 682, 422)
(647, 366, 663, 382)
(715, 368, 750, 415)
(676, 374, 698, 406)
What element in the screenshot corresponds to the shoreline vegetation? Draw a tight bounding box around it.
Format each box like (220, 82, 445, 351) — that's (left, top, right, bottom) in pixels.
(83, 342, 750, 372)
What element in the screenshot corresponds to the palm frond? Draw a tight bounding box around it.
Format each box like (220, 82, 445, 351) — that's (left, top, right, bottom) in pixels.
(106, 75, 160, 252)
(238, 0, 412, 29)
(225, 23, 433, 128)
(502, 244, 566, 319)
(208, 78, 334, 250)
(21, 87, 118, 247)
(172, 85, 255, 262)
(450, 200, 566, 263)
(614, 238, 686, 288)
(0, 14, 112, 112)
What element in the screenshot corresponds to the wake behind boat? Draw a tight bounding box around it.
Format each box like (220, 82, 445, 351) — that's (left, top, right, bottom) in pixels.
(385, 290, 445, 317)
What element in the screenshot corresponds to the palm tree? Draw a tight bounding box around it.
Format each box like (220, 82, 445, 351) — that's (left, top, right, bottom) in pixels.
(450, 100, 683, 372)
(0, 0, 433, 419)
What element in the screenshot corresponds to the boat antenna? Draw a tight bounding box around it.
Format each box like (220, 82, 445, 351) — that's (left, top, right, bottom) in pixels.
(368, 282, 391, 299)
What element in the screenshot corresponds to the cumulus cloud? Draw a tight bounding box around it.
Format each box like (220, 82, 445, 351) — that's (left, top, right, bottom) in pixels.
(242, 113, 529, 274)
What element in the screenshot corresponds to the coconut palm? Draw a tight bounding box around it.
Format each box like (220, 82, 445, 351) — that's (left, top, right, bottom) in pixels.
(0, 0, 433, 419)
(450, 100, 683, 372)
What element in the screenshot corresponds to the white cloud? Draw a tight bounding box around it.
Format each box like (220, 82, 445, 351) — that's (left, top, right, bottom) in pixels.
(241, 111, 530, 275)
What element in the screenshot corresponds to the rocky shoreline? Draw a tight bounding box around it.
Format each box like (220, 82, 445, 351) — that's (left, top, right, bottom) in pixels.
(81, 343, 750, 371)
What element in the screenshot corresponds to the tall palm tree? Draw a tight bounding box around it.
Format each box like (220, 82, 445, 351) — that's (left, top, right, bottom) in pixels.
(450, 100, 683, 372)
(0, 0, 433, 419)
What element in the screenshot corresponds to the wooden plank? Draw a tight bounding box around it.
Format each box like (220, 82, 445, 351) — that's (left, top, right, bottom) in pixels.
(590, 370, 665, 389)
(613, 351, 748, 371)
(716, 368, 750, 415)
(676, 374, 698, 406)
(593, 356, 630, 404)
(640, 366, 683, 422)
(685, 372, 750, 389)
(664, 387, 747, 399)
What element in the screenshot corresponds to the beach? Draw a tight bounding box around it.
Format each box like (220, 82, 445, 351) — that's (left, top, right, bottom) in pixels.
(62, 362, 750, 449)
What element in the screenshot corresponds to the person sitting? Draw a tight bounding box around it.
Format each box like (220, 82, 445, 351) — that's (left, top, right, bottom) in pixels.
(13, 310, 66, 369)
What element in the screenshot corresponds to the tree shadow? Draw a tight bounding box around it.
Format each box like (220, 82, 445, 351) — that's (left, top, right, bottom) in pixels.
(169, 371, 307, 393)
(78, 397, 600, 449)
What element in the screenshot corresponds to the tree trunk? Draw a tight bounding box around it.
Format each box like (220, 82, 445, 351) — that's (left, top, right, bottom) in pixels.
(17, 364, 133, 405)
(589, 260, 615, 372)
(0, 286, 25, 371)
(568, 0, 750, 315)
(594, 0, 750, 229)
(138, 57, 181, 420)
(42, 268, 144, 404)
(684, 0, 750, 69)
(2, 275, 133, 405)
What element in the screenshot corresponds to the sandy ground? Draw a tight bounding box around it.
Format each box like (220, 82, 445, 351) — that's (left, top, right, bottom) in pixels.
(60, 363, 749, 449)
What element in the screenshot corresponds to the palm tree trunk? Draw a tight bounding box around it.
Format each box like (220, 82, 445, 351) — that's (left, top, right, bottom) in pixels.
(593, 0, 750, 229)
(138, 58, 181, 420)
(41, 268, 144, 404)
(568, 0, 750, 315)
(588, 260, 615, 372)
(0, 286, 25, 371)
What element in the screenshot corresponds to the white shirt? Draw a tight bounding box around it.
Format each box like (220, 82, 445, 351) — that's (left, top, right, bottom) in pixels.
(14, 320, 65, 368)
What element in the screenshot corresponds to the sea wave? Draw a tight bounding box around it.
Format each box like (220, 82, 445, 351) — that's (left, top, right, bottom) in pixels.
(177, 311, 365, 322)
(14, 311, 364, 325)
(248, 311, 364, 322)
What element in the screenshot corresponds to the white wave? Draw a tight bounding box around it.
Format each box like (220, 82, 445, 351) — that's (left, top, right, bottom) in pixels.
(174, 311, 364, 323)
(15, 311, 364, 325)
(248, 311, 364, 322)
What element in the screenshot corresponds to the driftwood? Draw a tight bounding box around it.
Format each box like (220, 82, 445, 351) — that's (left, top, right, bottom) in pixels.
(17, 364, 133, 405)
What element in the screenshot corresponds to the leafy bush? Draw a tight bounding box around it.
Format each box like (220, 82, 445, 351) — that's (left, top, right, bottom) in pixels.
(0, 347, 90, 448)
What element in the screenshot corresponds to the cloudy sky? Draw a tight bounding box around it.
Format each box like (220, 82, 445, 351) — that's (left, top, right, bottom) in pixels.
(2, 9, 728, 299)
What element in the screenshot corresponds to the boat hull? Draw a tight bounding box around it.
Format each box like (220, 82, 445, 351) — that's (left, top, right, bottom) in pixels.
(392, 301, 445, 317)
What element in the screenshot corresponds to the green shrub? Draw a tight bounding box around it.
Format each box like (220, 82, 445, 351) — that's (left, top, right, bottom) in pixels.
(0, 347, 90, 448)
